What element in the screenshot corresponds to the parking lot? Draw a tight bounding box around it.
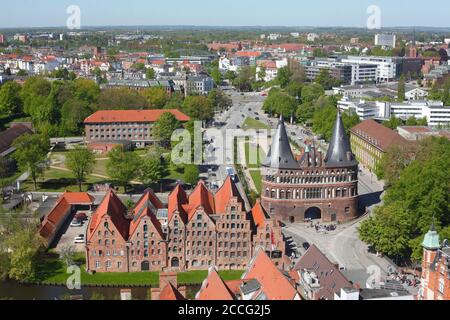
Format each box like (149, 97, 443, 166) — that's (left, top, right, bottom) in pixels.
(55, 210, 92, 253)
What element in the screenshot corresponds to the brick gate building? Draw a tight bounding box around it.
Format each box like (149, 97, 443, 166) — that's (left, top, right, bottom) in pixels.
(261, 113, 359, 223)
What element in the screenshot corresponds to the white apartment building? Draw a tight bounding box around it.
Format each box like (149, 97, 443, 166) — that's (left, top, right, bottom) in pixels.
(339, 97, 450, 127)
(341, 56, 399, 83)
(390, 101, 450, 127)
(375, 34, 396, 48)
(338, 97, 389, 120)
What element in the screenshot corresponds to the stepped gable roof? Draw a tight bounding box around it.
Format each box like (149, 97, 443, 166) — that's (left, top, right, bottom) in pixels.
(196, 268, 235, 300)
(129, 189, 165, 238)
(168, 184, 188, 222)
(262, 116, 298, 169)
(294, 244, 352, 300)
(325, 111, 358, 168)
(88, 189, 129, 241)
(214, 176, 243, 214)
(242, 249, 298, 300)
(251, 200, 269, 228)
(159, 283, 186, 300)
(184, 181, 215, 221)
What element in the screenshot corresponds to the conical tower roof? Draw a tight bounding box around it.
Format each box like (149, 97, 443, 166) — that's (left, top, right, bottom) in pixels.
(263, 116, 298, 169)
(325, 111, 358, 168)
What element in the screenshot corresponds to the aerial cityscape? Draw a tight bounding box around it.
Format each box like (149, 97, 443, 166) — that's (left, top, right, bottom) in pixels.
(0, 0, 449, 307)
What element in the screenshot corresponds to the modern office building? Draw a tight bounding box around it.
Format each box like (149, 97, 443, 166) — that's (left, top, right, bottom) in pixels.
(374, 34, 396, 48)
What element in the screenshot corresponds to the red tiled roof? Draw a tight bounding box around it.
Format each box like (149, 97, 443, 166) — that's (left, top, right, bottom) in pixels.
(62, 192, 95, 205)
(185, 181, 215, 220)
(243, 250, 298, 300)
(350, 120, 408, 151)
(236, 51, 261, 57)
(251, 200, 268, 228)
(159, 283, 186, 300)
(168, 184, 188, 222)
(196, 268, 235, 300)
(46, 197, 71, 226)
(214, 176, 243, 214)
(88, 189, 129, 241)
(84, 109, 190, 124)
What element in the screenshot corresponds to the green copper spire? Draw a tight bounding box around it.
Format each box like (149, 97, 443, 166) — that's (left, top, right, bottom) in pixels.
(422, 222, 440, 250)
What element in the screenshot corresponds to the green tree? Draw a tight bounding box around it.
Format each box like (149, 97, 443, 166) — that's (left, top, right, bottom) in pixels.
(384, 116, 404, 130)
(152, 112, 182, 147)
(359, 137, 450, 262)
(140, 154, 166, 190)
(233, 66, 256, 92)
(97, 88, 148, 110)
(0, 81, 23, 115)
(146, 68, 156, 80)
(60, 99, 92, 135)
(276, 66, 293, 88)
(1, 214, 43, 281)
(12, 134, 50, 190)
(208, 89, 232, 112)
(182, 95, 214, 121)
(210, 67, 223, 85)
(106, 147, 139, 193)
(301, 83, 325, 103)
(142, 87, 168, 109)
(184, 164, 200, 186)
(66, 146, 95, 191)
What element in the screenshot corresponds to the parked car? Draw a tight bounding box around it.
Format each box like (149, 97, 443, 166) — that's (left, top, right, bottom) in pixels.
(75, 212, 88, 221)
(74, 235, 85, 244)
(302, 242, 311, 250)
(70, 220, 83, 227)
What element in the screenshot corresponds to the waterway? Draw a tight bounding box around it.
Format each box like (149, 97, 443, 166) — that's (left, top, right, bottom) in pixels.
(0, 281, 200, 300)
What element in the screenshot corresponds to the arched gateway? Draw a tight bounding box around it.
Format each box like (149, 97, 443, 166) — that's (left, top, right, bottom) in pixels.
(260, 113, 359, 223)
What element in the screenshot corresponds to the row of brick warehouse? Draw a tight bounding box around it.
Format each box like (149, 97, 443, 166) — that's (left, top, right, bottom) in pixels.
(85, 176, 286, 273)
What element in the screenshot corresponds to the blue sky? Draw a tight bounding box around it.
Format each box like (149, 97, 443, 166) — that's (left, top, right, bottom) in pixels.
(1, 0, 450, 28)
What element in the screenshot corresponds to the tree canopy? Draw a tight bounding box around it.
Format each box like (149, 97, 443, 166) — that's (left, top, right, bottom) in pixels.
(359, 137, 450, 262)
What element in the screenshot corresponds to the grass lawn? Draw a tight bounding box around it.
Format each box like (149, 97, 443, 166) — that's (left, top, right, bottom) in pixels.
(23, 168, 107, 193)
(249, 170, 262, 194)
(35, 253, 243, 287)
(244, 142, 266, 169)
(178, 270, 244, 285)
(242, 117, 270, 131)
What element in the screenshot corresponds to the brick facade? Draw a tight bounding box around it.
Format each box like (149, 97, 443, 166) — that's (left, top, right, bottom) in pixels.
(261, 153, 359, 223)
(86, 178, 285, 273)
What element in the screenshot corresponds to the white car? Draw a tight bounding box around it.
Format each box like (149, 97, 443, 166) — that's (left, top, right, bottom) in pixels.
(70, 220, 83, 227)
(74, 235, 85, 244)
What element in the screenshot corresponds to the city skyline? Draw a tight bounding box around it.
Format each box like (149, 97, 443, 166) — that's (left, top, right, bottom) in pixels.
(2, 0, 450, 29)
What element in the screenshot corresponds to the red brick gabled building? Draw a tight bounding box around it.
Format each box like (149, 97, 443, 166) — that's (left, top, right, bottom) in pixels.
(86, 177, 287, 273)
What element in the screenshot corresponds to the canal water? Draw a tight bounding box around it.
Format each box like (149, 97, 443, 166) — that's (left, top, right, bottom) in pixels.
(0, 281, 200, 300)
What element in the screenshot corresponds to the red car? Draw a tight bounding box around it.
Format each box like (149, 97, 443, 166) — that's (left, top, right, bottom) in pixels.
(75, 212, 88, 221)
